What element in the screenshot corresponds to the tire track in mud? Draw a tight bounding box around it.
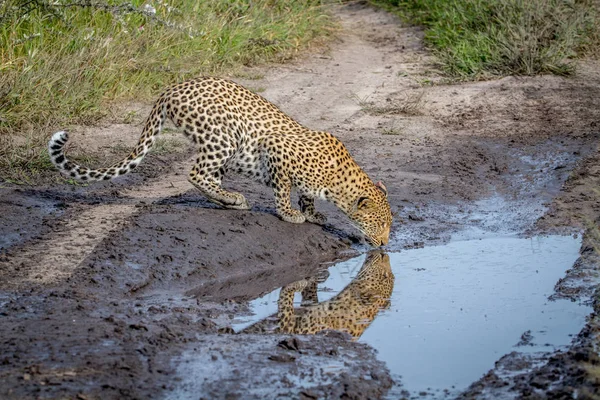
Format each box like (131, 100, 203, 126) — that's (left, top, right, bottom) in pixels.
(7, 163, 193, 287)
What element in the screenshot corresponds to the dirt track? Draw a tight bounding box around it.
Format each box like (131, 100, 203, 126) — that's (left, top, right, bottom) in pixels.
(1, 2, 600, 399)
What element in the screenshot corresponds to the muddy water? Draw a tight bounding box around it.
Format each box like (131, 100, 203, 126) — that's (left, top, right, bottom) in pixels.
(232, 234, 589, 398)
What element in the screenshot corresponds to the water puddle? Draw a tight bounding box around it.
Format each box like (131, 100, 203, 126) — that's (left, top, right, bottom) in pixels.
(232, 234, 590, 398)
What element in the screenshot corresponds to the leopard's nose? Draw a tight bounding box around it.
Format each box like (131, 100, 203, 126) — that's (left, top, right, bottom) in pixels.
(379, 227, 390, 246)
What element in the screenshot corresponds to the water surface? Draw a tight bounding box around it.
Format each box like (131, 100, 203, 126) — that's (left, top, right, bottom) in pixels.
(233, 234, 589, 398)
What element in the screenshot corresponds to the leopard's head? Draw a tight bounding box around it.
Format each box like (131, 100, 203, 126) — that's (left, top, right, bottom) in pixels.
(348, 181, 392, 247)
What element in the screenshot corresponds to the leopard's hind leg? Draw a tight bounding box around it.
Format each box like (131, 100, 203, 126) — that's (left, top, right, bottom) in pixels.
(277, 279, 311, 333)
(187, 142, 250, 210)
(272, 176, 306, 223)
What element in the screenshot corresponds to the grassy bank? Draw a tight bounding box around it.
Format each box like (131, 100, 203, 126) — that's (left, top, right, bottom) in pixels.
(371, 0, 599, 78)
(0, 0, 332, 183)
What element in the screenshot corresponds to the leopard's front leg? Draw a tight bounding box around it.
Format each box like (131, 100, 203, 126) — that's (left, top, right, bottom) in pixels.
(272, 175, 305, 223)
(261, 137, 305, 223)
(298, 195, 327, 224)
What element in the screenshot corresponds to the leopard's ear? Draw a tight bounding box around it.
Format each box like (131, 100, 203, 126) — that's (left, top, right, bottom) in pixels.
(375, 181, 388, 197)
(353, 195, 373, 212)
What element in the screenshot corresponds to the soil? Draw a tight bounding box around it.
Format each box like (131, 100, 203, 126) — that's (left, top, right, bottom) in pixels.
(1, 1, 599, 399)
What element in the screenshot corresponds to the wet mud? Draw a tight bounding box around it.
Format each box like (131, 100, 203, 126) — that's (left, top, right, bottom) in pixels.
(1, 2, 600, 399)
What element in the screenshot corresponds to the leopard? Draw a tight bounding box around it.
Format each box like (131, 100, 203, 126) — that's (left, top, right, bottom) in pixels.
(48, 77, 392, 246)
(241, 251, 394, 339)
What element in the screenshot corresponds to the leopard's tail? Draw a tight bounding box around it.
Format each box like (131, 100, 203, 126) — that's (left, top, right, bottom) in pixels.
(48, 99, 167, 181)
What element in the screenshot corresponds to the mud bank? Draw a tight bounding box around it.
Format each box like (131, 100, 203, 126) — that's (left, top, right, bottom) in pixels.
(0, 197, 355, 399)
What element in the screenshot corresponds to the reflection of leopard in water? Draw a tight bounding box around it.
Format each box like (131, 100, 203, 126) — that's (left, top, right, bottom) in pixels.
(243, 251, 394, 339)
(48, 77, 392, 245)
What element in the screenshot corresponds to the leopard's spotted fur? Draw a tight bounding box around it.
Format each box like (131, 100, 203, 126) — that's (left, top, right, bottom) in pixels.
(48, 77, 392, 245)
(242, 251, 394, 339)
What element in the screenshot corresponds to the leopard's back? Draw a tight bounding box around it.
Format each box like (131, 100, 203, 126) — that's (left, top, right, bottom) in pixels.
(161, 77, 307, 182)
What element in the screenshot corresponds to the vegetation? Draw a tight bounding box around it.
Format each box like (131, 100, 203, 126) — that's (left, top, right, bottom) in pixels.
(370, 0, 600, 78)
(0, 0, 332, 183)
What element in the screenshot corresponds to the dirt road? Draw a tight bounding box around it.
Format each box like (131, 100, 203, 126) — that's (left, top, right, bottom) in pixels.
(1, 2, 599, 399)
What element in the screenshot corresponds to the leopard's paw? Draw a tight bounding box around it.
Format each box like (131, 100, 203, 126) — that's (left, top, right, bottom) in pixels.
(224, 193, 250, 210)
(305, 211, 327, 225)
(280, 209, 306, 224)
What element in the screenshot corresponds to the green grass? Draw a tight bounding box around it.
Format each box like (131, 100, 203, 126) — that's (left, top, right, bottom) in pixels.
(1, 133, 55, 185)
(0, 0, 333, 182)
(370, 0, 600, 78)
